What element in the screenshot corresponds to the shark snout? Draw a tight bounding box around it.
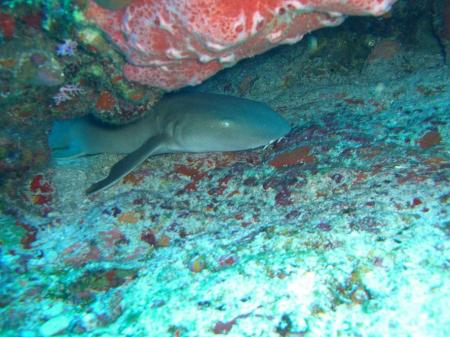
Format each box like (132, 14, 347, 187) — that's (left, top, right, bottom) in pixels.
(247, 109, 291, 147)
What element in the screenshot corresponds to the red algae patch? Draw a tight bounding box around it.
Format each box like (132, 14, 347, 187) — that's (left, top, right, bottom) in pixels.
(269, 146, 315, 168)
(96, 90, 116, 111)
(418, 130, 441, 149)
(118, 211, 140, 224)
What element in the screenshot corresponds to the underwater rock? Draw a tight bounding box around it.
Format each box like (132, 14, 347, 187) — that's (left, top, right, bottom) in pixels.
(0, 40, 64, 87)
(84, 0, 398, 90)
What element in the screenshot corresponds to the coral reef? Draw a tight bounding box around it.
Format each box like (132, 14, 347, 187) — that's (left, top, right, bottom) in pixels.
(0, 1, 449, 336)
(0, 2, 162, 195)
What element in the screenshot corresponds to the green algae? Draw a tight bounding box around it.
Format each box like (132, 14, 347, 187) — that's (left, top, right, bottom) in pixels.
(0, 215, 25, 249)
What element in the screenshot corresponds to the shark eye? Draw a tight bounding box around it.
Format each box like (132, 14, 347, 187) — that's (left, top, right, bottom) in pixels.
(220, 119, 233, 128)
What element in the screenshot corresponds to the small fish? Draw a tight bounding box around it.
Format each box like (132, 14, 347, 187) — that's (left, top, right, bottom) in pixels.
(49, 92, 291, 194)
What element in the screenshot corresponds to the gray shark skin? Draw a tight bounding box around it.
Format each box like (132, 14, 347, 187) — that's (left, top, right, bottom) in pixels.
(49, 92, 291, 194)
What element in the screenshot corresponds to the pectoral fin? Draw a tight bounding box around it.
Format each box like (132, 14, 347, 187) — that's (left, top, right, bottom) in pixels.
(86, 135, 167, 195)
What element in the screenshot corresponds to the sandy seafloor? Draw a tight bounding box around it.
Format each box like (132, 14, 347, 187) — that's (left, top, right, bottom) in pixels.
(1, 28, 449, 337)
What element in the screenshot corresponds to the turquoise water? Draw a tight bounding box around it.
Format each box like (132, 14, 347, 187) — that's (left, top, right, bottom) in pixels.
(1, 1, 449, 336)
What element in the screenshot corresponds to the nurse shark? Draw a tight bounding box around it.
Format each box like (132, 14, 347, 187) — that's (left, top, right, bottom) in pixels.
(49, 92, 291, 194)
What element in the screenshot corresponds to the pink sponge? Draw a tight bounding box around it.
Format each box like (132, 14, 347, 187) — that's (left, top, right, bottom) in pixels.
(86, 0, 397, 90)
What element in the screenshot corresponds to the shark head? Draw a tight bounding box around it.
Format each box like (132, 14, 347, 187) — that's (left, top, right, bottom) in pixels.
(160, 93, 291, 152)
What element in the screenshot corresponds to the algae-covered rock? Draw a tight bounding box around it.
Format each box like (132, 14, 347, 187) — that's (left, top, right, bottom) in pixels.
(93, 0, 132, 10)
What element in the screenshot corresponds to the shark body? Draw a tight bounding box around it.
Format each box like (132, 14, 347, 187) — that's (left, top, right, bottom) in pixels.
(49, 92, 291, 194)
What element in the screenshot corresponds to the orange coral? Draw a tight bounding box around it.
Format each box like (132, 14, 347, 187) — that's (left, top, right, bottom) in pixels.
(96, 90, 116, 110)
